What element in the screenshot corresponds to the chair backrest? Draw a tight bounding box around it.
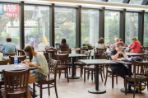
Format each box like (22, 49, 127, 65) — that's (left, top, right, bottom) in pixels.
(48, 59, 59, 79)
(0, 60, 9, 65)
(46, 49, 57, 59)
(55, 54, 69, 65)
(95, 48, 107, 59)
(17, 49, 25, 56)
(9, 55, 26, 64)
(3, 69, 29, 95)
(132, 62, 148, 76)
(83, 50, 91, 59)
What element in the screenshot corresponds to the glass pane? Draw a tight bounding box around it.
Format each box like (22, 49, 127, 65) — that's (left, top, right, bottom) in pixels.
(130, 0, 142, 4)
(109, 0, 123, 3)
(0, 4, 20, 49)
(105, 11, 120, 45)
(81, 9, 99, 47)
(24, 5, 50, 51)
(80, 0, 102, 2)
(144, 13, 148, 46)
(125, 12, 138, 45)
(55, 8, 76, 48)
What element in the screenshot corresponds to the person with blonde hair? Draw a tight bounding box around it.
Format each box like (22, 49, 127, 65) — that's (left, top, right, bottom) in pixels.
(129, 37, 142, 53)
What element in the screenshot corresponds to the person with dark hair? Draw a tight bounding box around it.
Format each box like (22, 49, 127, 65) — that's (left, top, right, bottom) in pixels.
(97, 37, 106, 49)
(60, 38, 69, 52)
(22, 45, 49, 82)
(2, 38, 16, 55)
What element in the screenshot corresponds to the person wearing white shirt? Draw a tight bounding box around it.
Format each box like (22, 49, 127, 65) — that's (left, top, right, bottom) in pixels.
(22, 45, 49, 82)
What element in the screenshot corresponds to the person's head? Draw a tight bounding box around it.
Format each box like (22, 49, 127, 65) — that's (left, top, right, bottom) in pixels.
(24, 45, 34, 61)
(115, 45, 123, 52)
(132, 37, 138, 42)
(98, 37, 104, 44)
(6, 38, 12, 42)
(61, 38, 66, 44)
(114, 38, 120, 43)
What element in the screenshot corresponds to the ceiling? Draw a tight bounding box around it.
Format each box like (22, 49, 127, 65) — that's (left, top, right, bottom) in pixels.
(79, 0, 148, 5)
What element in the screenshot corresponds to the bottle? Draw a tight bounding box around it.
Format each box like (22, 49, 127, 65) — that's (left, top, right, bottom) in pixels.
(14, 55, 18, 64)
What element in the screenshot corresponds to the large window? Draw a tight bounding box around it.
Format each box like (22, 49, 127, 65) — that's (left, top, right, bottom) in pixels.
(125, 12, 138, 45)
(0, 4, 20, 49)
(144, 13, 148, 46)
(81, 9, 99, 47)
(129, 0, 142, 4)
(55, 8, 76, 48)
(109, 0, 123, 3)
(105, 11, 119, 45)
(24, 5, 50, 51)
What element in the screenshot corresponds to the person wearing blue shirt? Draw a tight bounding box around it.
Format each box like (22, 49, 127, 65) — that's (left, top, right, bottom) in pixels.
(2, 38, 16, 55)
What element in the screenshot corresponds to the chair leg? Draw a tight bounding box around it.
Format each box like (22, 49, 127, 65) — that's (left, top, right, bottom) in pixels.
(59, 70, 61, 79)
(65, 70, 67, 78)
(104, 71, 108, 85)
(112, 74, 114, 89)
(100, 71, 104, 82)
(91, 70, 93, 82)
(54, 82, 58, 98)
(80, 66, 83, 77)
(33, 83, 36, 98)
(84, 69, 86, 82)
(66, 69, 69, 82)
(116, 76, 118, 84)
(40, 84, 42, 98)
(124, 79, 127, 95)
(24, 93, 27, 98)
(87, 70, 90, 80)
(133, 82, 136, 98)
(48, 84, 50, 96)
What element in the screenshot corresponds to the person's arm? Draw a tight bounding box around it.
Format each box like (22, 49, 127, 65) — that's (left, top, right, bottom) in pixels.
(129, 42, 136, 49)
(111, 52, 119, 60)
(22, 60, 39, 67)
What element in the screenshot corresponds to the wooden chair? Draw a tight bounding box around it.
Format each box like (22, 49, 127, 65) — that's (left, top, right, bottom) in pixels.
(95, 48, 106, 59)
(104, 64, 118, 88)
(124, 61, 148, 98)
(2, 69, 29, 98)
(104, 50, 119, 89)
(55, 53, 69, 82)
(83, 50, 105, 82)
(0, 60, 9, 89)
(9, 55, 26, 64)
(17, 49, 25, 56)
(33, 59, 59, 98)
(45, 48, 57, 59)
(74, 50, 91, 77)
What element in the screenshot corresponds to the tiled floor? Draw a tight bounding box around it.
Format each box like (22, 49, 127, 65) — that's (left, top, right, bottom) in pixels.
(35, 70, 148, 98)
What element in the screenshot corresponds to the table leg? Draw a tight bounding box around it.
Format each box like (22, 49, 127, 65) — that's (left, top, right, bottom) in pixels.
(69, 57, 80, 79)
(88, 65, 106, 94)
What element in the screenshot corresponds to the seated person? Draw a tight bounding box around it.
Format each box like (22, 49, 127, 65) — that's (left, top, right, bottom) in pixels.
(0, 52, 3, 61)
(129, 37, 142, 53)
(60, 38, 70, 52)
(2, 38, 16, 55)
(22, 45, 49, 82)
(97, 37, 106, 49)
(110, 45, 132, 78)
